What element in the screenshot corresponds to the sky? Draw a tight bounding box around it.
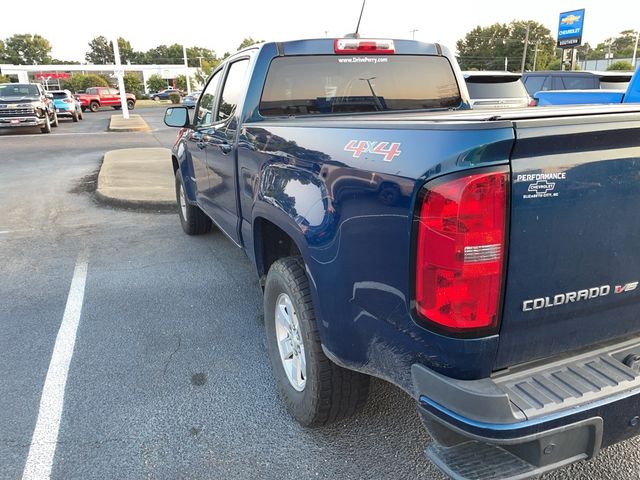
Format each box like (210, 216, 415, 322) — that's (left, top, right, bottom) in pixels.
(3, 0, 640, 63)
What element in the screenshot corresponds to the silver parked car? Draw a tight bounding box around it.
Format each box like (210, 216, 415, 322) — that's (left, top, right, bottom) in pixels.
(463, 71, 533, 109)
(182, 91, 201, 109)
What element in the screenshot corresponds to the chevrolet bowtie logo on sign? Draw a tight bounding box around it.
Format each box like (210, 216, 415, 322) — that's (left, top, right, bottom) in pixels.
(557, 8, 586, 48)
(561, 14, 581, 26)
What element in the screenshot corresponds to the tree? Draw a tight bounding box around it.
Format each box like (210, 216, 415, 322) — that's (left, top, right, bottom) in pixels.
(237, 37, 262, 51)
(0, 74, 10, 83)
(175, 74, 192, 91)
(194, 58, 221, 85)
(589, 30, 638, 60)
(50, 59, 81, 65)
(3, 34, 52, 65)
(85, 36, 137, 64)
(146, 74, 167, 92)
(142, 44, 185, 64)
(456, 21, 556, 71)
(61, 74, 109, 93)
(123, 72, 143, 95)
(607, 60, 635, 71)
(186, 46, 217, 68)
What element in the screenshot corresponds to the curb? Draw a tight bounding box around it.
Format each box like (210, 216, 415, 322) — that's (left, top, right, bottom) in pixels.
(108, 114, 152, 132)
(95, 148, 176, 212)
(95, 189, 177, 212)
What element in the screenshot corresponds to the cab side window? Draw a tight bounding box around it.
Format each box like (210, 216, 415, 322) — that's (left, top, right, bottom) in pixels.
(195, 70, 222, 128)
(217, 59, 250, 122)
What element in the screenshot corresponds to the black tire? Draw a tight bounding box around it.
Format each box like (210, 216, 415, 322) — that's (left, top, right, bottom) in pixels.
(81, 106, 87, 112)
(72, 110, 79, 122)
(51, 112, 59, 128)
(78, 109, 84, 120)
(89, 101, 99, 112)
(264, 257, 370, 427)
(175, 169, 212, 235)
(127, 99, 135, 110)
(41, 114, 51, 134)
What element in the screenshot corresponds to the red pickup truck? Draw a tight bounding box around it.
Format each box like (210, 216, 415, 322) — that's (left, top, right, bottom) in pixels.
(76, 87, 136, 112)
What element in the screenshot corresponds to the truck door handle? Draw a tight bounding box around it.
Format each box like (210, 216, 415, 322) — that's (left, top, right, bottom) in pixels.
(196, 141, 206, 150)
(219, 143, 232, 154)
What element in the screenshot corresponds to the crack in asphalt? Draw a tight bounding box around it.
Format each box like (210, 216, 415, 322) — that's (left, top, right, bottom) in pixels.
(163, 334, 182, 377)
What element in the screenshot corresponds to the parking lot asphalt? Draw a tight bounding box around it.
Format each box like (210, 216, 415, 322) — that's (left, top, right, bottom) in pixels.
(1, 107, 640, 480)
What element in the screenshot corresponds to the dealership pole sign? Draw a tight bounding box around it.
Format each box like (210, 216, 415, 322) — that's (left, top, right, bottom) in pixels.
(557, 9, 585, 48)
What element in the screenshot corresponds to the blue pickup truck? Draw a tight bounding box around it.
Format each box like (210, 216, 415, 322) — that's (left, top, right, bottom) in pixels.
(536, 66, 640, 106)
(163, 38, 640, 479)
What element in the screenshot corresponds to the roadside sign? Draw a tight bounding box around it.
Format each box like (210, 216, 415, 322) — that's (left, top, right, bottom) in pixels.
(34, 72, 70, 80)
(557, 9, 585, 48)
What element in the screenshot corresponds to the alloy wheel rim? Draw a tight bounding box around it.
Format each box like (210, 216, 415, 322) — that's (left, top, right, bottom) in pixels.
(274, 292, 306, 391)
(179, 184, 187, 220)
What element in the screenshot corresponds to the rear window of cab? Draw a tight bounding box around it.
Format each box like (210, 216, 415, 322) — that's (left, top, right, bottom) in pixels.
(259, 55, 462, 116)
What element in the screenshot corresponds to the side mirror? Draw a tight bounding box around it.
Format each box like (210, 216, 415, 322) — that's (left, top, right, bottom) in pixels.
(164, 106, 190, 128)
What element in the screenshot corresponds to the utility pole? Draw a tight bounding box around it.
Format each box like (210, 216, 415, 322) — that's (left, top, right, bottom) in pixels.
(112, 38, 129, 120)
(504, 57, 508, 72)
(183, 45, 191, 95)
(409, 29, 418, 40)
(532, 42, 539, 71)
(521, 22, 530, 73)
(633, 31, 639, 67)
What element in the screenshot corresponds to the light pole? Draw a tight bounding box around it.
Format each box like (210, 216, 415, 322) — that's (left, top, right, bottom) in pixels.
(521, 22, 530, 73)
(112, 38, 129, 120)
(409, 29, 418, 40)
(633, 31, 639, 67)
(182, 45, 191, 95)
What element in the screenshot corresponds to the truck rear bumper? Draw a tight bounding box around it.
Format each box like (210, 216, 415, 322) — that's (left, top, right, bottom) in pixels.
(413, 337, 640, 479)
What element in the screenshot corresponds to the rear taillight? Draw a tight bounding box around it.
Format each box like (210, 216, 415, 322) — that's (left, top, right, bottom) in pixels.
(334, 38, 395, 54)
(528, 97, 538, 107)
(415, 169, 508, 334)
(63, 99, 73, 103)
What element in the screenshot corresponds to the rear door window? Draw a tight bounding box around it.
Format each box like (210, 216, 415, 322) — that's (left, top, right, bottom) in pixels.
(259, 55, 461, 116)
(560, 76, 595, 89)
(523, 76, 549, 95)
(465, 77, 527, 99)
(217, 59, 250, 122)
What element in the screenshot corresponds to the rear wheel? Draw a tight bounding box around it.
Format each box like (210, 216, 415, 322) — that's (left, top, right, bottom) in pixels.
(264, 257, 370, 427)
(78, 109, 84, 120)
(175, 169, 212, 235)
(72, 110, 79, 122)
(51, 112, 58, 127)
(127, 99, 135, 110)
(89, 101, 99, 112)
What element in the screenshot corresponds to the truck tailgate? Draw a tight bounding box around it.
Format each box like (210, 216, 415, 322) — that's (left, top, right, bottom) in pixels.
(496, 111, 640, 369)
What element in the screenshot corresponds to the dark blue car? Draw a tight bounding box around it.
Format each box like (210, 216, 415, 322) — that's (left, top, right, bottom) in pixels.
(151, 88, 182, 101)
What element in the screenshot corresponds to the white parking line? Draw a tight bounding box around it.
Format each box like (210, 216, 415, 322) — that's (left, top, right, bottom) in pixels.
(0, 132, 111, 138)
(21, 253, 88, 480)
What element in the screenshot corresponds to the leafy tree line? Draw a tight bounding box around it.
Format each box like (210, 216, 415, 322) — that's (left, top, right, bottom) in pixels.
(0, 34, 76, 65)
(577, 30, 639, 60)
(456, 22, 638, 72)
(1, 34, 260, 90)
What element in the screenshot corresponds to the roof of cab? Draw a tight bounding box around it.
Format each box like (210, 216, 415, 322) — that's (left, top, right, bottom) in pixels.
(237, 38, 444, 57)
